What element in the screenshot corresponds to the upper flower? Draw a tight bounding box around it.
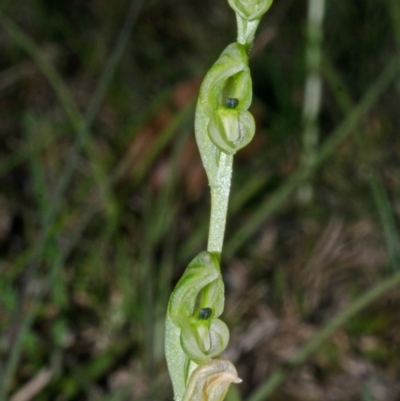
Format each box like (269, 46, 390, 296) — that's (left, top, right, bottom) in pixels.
(228, 0, 273, 21)
(197, 42, 255, 155)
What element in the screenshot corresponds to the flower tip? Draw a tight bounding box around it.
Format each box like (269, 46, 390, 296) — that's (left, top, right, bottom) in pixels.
(227, 372, 242, 384)
(182, 359, 242, 401)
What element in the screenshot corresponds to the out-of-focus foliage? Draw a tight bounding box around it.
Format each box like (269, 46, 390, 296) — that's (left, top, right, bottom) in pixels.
(0, 0, 400, 400)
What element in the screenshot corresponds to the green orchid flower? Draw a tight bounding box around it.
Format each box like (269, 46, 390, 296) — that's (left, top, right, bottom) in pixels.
(165, 252, 229, 401)
(227, 0, 273, 21)
(195, 42, 254, 175)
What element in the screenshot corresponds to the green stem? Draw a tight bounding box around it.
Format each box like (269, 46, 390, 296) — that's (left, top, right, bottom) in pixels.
(236, 14, 260, 51)
(298, 0, 325, 203)
(207, 153, 233, 257)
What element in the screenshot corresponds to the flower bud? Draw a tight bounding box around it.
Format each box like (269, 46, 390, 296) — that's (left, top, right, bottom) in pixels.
(196, 43, 255, 156)
(183, 359, 242, 401)
(228, 0, 273, 21)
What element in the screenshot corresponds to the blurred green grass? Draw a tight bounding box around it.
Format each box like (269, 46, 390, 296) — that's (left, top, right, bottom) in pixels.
(1, 0, 400, 400)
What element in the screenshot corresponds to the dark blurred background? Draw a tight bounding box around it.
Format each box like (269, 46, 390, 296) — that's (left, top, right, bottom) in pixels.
(1, 0, 400, 400)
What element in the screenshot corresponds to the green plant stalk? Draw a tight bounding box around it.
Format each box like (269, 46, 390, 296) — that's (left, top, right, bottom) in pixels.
(298, 0, 325, 202)
(236, 17, 260, 51)
(178, 173, 269, 262)
(165, 2, 276, 401)
(207, 153, 233, 256)
(229, 0, 273, 50)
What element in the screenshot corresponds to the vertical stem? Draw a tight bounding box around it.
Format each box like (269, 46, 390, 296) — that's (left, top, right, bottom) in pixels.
(236, 14, 260, 52)
(207, 153, 233, 258)
(298, 0, 325, 203)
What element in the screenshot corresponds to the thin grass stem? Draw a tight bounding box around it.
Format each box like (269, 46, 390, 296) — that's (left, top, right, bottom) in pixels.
(225, 56, 399, 257)
(0, 2, 145, 397)
(247, 269, 400, 401)
(323, 56, 400, 272)
(298, 0, 325, 203)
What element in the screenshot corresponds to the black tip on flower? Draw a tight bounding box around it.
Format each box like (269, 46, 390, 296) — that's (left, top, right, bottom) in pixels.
(198, 307, 212, 319)
(225, 98, 239, 109)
